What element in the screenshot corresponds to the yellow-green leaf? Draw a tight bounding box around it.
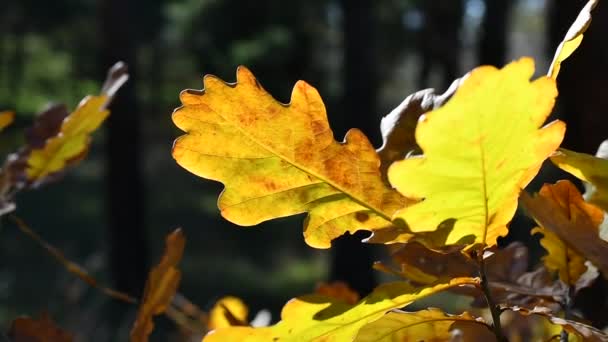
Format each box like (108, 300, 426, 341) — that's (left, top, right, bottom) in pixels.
(203, 277, 478, 342)
(388, 58, 565, 247)
(548, 0, 598, 79)
(131, 229, 185, 342)
(172, 66, 412, 248)
(354, 308, 494, 342)
(25, 62, 128, 185)
(551, 143, 608, 212)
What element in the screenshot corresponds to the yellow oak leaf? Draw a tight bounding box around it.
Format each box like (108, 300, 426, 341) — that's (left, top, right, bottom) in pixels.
(172, 66, 412, 248)
(0, 111, 14, 132)
(25, 62, 128, 185)
(551, 142, 608, 212)
(354, 308, 494, 342)
(388, 58, 565, 247)
(203, 277, 478, 342)
(548, 0, 598, 79)
(208, 296, 249, 330)
(131, 229, 185, 342)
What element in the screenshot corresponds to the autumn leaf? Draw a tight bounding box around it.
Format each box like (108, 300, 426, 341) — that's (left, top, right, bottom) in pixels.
(353, 308, 494, 342)
(315, 281, 360, 305)
(203, 277, 478, 342)
(377, 78, 462, 179)
(131, 228, 185, 342)
(506, 306, 608, 342)
(388, 57, 565, 247)
(208, 296, 249, 330)
(551, 142, 608, 212)
(0, 110, 14, 132)
(521, 181, 608, 279)
(172, 66, 412, 249)
(548, 0, 598, 79)
(8, 313, 73, 342)
(24, 62, 128, 185)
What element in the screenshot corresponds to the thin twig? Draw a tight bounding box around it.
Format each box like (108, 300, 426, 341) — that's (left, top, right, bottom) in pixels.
(478, 252, 507, 342)
(560, 286, 575, 342)
(8, 214, 137, 304)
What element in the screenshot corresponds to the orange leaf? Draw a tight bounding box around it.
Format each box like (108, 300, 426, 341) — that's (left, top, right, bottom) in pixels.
(315, 281, 360, 305)
(8, 313, 73, 342)
(0, 110, 14, 132)
(521, 180, 608, 279)
(130, 228, 186, 342)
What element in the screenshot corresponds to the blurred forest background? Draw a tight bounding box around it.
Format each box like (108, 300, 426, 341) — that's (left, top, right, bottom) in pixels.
(1, 0, 608, 340)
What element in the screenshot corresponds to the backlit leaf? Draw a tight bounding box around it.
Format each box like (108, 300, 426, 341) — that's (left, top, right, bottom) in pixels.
(203, 277, 478, 342)
(520, 182, 608, 279)
(354, 308, 494, 342)
(388, 58, 565, 247)
(551, 142, 608, 212)
(315, 281, 360, 305)
(25, 63, 128, 185)
(548, 0, 598, 79)
(0, 111, 14, 132)
(131, 229, 185, 342)
(208, 296, 249, 330)
(8, 313, 73, 342)
(172, 66, 413, 248)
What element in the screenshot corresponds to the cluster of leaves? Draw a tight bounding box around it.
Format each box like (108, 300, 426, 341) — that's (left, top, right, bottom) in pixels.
(4, 0, 608, 341)
(167, 0, 608, 341)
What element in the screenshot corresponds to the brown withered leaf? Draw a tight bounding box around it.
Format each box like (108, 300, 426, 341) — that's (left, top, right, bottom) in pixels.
(376, 242, 566, 310)
(521, 180, 608, 279)
(315, 281, 360, 305)
(8, 313, 73, 342)
(507, 306, 608, 342)
(130, 229, 185, 342)
(377, 78, 462, 179)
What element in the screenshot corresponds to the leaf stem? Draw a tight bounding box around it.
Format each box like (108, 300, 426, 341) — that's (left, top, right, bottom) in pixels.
(560, 286, 575, 342)
(478, 252, 507, 342)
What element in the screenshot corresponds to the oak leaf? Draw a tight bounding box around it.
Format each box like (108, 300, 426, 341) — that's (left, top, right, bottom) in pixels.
(130, 229, 185, 342)
(24, 62, 128, 185)
(172, 66, 412, 248)
(8, 313, 73, 342)
(551, 142, 608, 212)
(388, 58, 565, 247)
(208, 296, 249, 330)
(203, 277, 478, 342)
(507, 306, 608, 342)
(521, 181, 608, 279)
(548, 0, 598, 79)
(353, 308, 494, 342)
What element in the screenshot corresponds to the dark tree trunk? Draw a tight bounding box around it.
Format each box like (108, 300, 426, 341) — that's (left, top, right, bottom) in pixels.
(329, 0, 378, 296)
(99, 0, 148, 298)
(479, 0, 513, 67)
(418, 0, 464, 91)
(548, 0, 608, 326)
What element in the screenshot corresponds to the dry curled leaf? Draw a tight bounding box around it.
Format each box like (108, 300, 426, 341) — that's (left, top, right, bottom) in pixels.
(389, 58, 565, 247)
(8, 313, 73, 342)
(548, 0, 599, 79)
(521, 181, 608, 279)
(507, 306, 608, 342)
(172, 66, 413, 249)
(130, 228, 185, 342)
